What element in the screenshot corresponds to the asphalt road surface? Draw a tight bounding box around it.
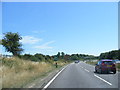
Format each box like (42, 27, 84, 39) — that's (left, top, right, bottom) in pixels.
(47, 61, 119, 88)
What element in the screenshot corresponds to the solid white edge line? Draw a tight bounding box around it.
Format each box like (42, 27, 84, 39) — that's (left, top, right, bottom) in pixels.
(94, 74, 112, 86)
(42, 65, 68, 89)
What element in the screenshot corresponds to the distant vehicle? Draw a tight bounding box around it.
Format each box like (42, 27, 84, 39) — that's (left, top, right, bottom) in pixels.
(95, 59, 116, 74)
(74, 60, 79, 63)
(113, 59, 120, 64)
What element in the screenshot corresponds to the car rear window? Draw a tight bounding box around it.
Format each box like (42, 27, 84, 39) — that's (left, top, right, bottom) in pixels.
(102, 61, 113, 64)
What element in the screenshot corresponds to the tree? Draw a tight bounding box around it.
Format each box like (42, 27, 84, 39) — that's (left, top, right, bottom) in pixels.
(61, 52, 65, 59)
(64, 54, 70, 60)
(99, 50, 119, 60)
(34, 53, 45, 61)
(118, 49, 120, 60)
(2, 32, 23, 56)
(45, 55, 51, 60)
(71, 54, 79, 60)
(57, 52, 60, 59)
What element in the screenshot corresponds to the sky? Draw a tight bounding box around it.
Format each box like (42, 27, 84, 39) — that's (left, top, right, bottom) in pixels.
(1, 2, 118, 56)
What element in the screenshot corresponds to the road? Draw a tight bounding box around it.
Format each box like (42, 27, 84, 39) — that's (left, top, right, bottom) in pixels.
(47, 61, 119, 88)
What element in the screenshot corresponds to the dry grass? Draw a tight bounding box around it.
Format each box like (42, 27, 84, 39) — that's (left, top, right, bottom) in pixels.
(1, 57, 58, 88)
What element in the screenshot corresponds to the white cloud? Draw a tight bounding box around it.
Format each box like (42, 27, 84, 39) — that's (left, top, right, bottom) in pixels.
(20, 36, 42, 44)
(34, 41, 55, 49)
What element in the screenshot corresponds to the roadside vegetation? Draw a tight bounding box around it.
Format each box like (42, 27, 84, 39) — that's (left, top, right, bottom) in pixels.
(0, 32, 119, 88)
(116, 64, 120, 71)
(99, 50, 120, 60)
(86, 60, 98, 65)
(1, 57, 68, 88)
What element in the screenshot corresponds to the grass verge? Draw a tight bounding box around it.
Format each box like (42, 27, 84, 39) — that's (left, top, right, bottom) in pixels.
(85, 61, 97, 65)
(1, 57, 67, 88)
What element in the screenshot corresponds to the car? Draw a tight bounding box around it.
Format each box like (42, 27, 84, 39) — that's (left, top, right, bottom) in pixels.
(113, 59, 120, 64)
(74, 60, 79, 63)
(95, 59, 116, 74)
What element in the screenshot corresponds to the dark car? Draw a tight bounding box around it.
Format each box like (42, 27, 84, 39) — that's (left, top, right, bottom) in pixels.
(95, 59, 116, 74)
(74, 60, 79, 63)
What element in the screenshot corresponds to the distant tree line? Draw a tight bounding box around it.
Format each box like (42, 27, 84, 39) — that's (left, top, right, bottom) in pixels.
(17, 52, 98, 62)
(0, 32, 98, 62)
(18, 53, 53, 63)
(1, 32, 119, 62)
(99, 50, 120, 60)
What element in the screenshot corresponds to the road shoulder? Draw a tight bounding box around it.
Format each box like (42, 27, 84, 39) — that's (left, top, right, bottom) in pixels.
(23, 65, 67, 88)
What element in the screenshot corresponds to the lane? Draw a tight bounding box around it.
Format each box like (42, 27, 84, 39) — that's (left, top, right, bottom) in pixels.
(76, 62, 118, 88)
(79, 61, 118, 88)
(48, 61, 118, 88)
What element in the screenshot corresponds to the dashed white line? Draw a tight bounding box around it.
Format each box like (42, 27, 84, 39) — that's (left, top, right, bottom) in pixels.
(42, 65, 68, 90)
(94, 74, 112, 86)
(84, 69, 90, 72)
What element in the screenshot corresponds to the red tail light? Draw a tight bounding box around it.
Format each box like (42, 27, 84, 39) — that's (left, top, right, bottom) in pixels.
(112, 64, 116, 67)
(102, 63, 105, 65)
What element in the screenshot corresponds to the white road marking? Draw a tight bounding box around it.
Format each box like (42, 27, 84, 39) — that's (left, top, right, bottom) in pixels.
(42, 65, 68, 89)
(94, 74, 112, 86)
(84, 69, 90, 72)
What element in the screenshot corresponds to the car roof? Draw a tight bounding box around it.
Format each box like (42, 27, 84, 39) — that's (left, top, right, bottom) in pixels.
(101, 59, 113, 61)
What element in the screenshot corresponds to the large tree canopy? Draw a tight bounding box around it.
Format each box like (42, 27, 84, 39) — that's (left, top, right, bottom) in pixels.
(2, 32, 23, 56)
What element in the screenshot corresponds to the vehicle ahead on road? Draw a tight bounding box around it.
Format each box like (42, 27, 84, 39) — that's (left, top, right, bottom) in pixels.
(113, 59, 120, 64)
(74, 60, 79, 63)
(95, 59, 116, 74)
